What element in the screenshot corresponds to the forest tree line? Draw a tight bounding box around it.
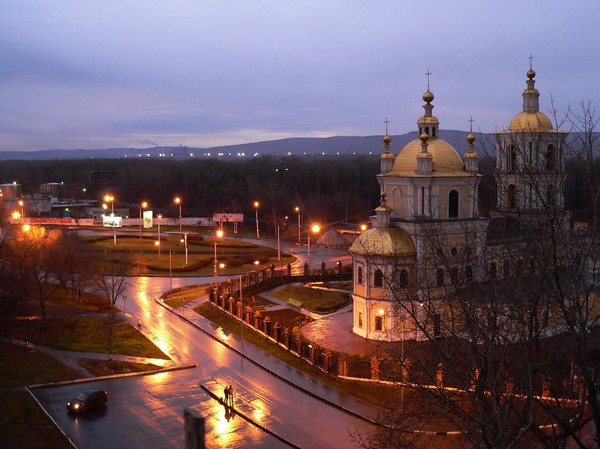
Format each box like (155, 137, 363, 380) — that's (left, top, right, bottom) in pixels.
(0, 143, 598, 233)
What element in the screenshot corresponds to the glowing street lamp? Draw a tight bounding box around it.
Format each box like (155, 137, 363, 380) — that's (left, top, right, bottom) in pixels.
(137, 201, 148, 239)
(174, 197, 182, 230)
(156, 214, 162, 258)
(214, 228, 224, 283)
(18, 200, 24, 219)
(295, 206, 301, 243)
(307, 223, 321, 260)
(12, 211, 21, 221)
(103, 194, 114, 214)
(253, 201, 260, 239)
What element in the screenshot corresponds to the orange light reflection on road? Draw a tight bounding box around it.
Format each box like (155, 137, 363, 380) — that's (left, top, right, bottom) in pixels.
(251, 398, 266, 422)
(214, 411, 235, 444)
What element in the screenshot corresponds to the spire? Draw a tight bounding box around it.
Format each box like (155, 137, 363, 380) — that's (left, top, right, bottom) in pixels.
(463, 116, 479, 173)
(417, 69, 439, 138)
(380, 117, 395, 175)
(522, 54, 540, 113)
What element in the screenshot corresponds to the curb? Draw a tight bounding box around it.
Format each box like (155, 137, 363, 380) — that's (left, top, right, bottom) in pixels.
(155, 296, 381, 427)
(200, 384, 301, 449)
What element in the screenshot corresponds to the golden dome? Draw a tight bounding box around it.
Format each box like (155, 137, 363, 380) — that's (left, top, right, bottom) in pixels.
(423, 89, 434, 103)
(527, 68, 536, 79)
(383, 133, 392, 145)
(349, 227, 415, 257)
(508, 111, 553, 131)
(466, 131, 475, 144)
(391, 137, 465, 174)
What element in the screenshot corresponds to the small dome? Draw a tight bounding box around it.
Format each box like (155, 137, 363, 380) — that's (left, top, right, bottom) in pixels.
(527, 68, 536, 79)
(420, 132, 429, 143)
(391, 137, 466, 174)
(466, 132, 475, 144)
(383, 133, 392, 145)
(509, 111, 553, 131)
(349, 227, 415, 257)
(423, 89, 434, 103)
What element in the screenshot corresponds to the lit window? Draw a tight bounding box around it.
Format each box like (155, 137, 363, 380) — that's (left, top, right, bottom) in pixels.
(374, 316, 383, 332)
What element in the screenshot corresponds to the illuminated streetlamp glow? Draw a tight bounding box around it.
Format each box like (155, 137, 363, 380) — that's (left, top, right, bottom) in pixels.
(174, 197, 182, 230)
(157, 214, 162, 258)
(295, 206, 301, 243)
(253, 201, 260, 239)
(214, 229, 224, 283)
(307, 223, 321, 260)
(138, 201, 148, 239)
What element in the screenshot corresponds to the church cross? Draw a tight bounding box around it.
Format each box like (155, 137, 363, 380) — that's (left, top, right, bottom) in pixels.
(425, 69, 432, 89)
(468, 116, 474, 132)
(384, 117, 390, 134)
(529, 53, 534, 69)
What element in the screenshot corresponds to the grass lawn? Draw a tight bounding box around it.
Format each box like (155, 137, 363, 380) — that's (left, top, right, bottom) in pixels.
(270, 285, 350, 314)
(80, 359, 162, 376)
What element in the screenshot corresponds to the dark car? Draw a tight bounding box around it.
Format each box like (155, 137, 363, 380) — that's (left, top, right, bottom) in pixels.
(67, 390, 108, 413)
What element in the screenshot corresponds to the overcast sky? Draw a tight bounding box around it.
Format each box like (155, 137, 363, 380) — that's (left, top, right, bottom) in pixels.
(1, 1, 598, 152)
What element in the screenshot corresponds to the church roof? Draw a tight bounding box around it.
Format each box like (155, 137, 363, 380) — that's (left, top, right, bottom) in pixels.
(349, 227, 415, 257)
(391, 136, 466, 174)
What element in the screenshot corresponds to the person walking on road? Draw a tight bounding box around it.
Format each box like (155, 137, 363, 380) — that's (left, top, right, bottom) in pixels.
(223, 385, 230, 405)
(227, 384, 234, 407)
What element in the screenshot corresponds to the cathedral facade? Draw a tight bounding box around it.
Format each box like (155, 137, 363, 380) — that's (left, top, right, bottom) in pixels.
(349, 64, 567, 341)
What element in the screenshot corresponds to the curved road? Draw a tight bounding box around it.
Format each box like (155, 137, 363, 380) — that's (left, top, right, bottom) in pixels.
(32, 242, 376, 448)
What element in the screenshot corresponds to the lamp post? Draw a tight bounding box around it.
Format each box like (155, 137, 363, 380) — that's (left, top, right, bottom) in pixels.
(307, 223, 321, 260)
(157, 214, 162, 258)
(138, 201, 148, 239)
(181, 233, 189, 265)
(122, 295, 127, 316)
(214, 229, 223, 283)
(18, 200, 24, 219)
(174, 197, 182, 230)
(295, 206, 301, 243)
(103, 194, 116, 245)
(253, 201, 260, 239)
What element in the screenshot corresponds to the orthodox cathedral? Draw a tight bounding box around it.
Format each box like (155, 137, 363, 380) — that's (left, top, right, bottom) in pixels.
(349, 63, 567, 341)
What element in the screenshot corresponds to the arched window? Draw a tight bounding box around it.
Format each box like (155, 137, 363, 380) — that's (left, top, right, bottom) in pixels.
(508, 184, 516, 209)
(432, 127, 437, 137)
(489, 262, 497, 280)
(507, 144, 518, 171)
(425, 127, 430, 135)
(357, 266, 363, 284)
(392, 187, 402, 217)
(399, 269, 409, 287)
(449, 190, 459, 218)
(436, 268, 445, 287)
(465, 265, 473, 282)
(374, 269, 383, 288)
(374, 315, 383, 332)
(546, 184, 554, 206)
(546, 144, 556, 171)
(450, 267, 459, 285)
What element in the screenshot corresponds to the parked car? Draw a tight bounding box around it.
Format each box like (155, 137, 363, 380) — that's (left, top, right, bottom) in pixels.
(67, 390, 108, 413)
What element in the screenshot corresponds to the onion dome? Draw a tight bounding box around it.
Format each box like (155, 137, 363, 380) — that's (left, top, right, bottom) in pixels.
(508, 63, 553, 132)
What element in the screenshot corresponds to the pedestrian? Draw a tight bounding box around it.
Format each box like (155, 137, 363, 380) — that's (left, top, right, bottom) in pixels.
(223, 385, 230, 405)
(227, 384, 234, 407)
(137, 319, 142, 330)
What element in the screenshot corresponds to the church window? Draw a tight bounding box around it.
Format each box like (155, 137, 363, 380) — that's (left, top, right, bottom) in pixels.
(449, 190, 459, 218)
(465, 265, 473, 282)
(399, 269, 409, 287)
(507, 144, 518, 171)
(374, 315, 383, 332)
(450, 247, 458, 256)
(450, 267, 459, 285)
(374, 269, 383, 288)
(432, 127, 437, 137)
(436, 268, 445, 287)
(434, 313, 441, 337)
(357, 266, 363, 284)
(489, 262, 497, 280)
(503, 260, 510, 277)
(508, 184, 516, 208)
(425, 127, 430, 135)
(358, 311, 363, 328)
(546, 144, 556, 171)
(546, 184, 554, 206)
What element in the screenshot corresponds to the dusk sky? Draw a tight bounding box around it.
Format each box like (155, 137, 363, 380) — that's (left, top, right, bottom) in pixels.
(1, 1, 599, 152)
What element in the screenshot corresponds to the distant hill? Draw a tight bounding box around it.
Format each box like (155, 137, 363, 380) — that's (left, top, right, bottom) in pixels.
(0, 130, 491, 161)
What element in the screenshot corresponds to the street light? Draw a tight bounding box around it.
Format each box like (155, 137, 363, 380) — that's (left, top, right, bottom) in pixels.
(137, 201, 148, 239)
(157, 214, 162, 258)
(307, 223, 321, 260)
(214, 228, 224, 283)
(276, 216, 288, 262)
(18, 200, 24, 219)
(174, 197, 182, 230)
(253, 201, 260, 239)
(103, 194, 114, 214)
(295, 206, 301, 243)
